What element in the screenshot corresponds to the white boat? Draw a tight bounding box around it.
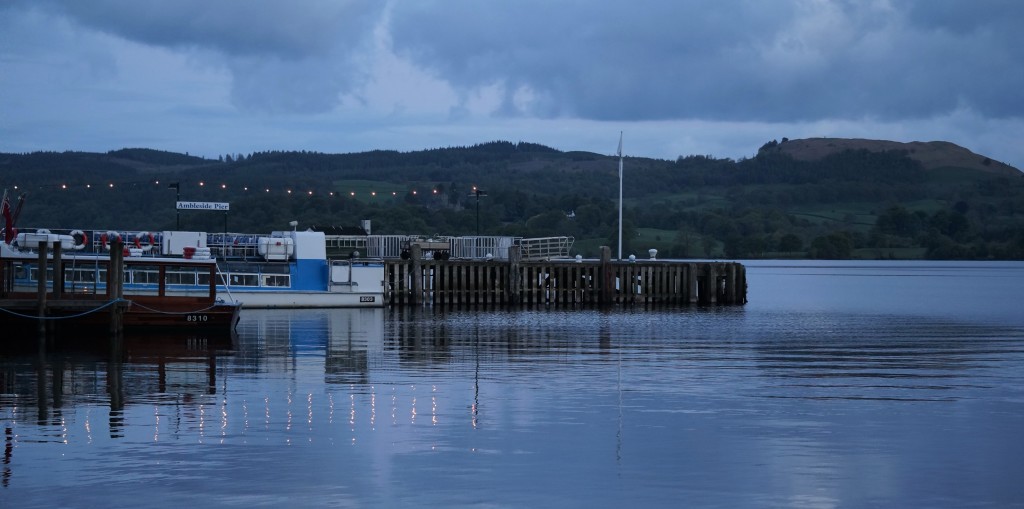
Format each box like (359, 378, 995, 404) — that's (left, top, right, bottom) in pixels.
(5, 228, 386, 309)
(1, 230, 242, 334)
(170, 229, 386, 308)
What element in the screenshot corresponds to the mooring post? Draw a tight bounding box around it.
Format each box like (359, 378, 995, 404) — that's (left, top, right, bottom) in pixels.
(410, 244, 422, 306)
(36, 241, 49, 336)
(109, 239, 124, 334)
(737, 264, 747, 304)
(705, 264, 718, 305)
(53, 240, 64, 300)
(508, 244, 521, 304)
(725, 263, 737, 304)
(599, 246, 612, 304)
(686, 263, 698, 304)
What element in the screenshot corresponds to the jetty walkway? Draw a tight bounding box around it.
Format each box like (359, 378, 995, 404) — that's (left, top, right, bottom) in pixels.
(384, 245, 746, 307)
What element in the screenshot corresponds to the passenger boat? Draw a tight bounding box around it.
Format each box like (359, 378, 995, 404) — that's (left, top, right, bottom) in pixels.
(175, 229, 385, 308)
(5, 228, 385, 309)
(0, 231, 241, 335)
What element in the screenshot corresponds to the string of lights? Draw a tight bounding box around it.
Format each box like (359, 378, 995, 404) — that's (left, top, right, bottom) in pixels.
(1, 179, 452, 198)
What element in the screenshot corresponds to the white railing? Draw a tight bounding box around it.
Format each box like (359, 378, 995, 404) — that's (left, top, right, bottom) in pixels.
(451, 236, 517, 260)
(363, 235, 416, 258)
(519, 236, 575, 261)
(328, 234, 572, 260)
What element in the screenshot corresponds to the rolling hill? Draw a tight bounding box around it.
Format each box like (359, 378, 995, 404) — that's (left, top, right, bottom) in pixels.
(2, 138, 1022, 259)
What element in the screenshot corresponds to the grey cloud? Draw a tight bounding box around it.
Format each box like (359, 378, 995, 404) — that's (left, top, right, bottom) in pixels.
(43, 0, 381, 58)
(904, 0, 1024, 36)
(6, 0, 1023, 124)
(387, 0, 1024, 123)
(228, 56, 354, 113)
(388, 0, 794, 119)
(13, 0, 384, 114)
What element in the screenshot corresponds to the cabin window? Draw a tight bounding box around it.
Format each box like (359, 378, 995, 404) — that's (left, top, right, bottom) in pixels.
(15, 265, 31, 281)
(228, 273, 259, 286)
(69, 269, 97, 283)
(167, 270, 197, 285)
(131, 270, 160, 285)
(24, 267, 55, 282)
(261, 274, 290, 287)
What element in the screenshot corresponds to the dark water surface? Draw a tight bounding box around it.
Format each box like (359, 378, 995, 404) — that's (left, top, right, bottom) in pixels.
(3, 261, 1024, 508)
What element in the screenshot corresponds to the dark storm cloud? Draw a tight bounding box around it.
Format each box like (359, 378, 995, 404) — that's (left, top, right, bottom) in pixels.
(40, 0, 379, 58)
(3, 0, 1023, 167)
(388, 0, 794, 120)
(13, 0, 384, 113)
(904, 0, 1023, 35)
(387, 0, 1024, 123)
(11, 0, 1023, 122)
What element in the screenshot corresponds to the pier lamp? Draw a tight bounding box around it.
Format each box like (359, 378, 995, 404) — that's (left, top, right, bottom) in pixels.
(168, 182, 180, 229)
(471, 186, 488, 236)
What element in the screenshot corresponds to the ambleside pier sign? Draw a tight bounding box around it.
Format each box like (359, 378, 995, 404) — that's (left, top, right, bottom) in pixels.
(177, 201, 230, 211)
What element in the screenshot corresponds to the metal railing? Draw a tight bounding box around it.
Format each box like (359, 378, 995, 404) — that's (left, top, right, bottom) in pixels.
(519, 236, 575, 261)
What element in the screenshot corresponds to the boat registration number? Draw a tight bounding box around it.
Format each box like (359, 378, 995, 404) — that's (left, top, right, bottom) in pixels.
(187, 314, 209, 322)
(360, 296, 376, 303)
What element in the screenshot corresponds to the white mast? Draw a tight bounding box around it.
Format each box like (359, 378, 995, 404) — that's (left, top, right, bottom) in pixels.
(617, 131, 624, 260)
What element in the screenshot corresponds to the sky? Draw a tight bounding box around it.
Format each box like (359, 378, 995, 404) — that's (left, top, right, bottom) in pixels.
(2, 0, 1023, 168)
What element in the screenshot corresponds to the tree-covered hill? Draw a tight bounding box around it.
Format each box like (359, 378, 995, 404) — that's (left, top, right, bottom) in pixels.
(2, 139, 1022, 259)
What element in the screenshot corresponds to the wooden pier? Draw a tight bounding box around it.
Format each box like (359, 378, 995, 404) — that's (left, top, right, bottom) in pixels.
(0, 239, 129, 336)
(385, 246, 746, 307)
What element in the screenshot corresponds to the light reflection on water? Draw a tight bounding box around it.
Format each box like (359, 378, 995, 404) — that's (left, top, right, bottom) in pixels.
(2, 261, 1024, 507)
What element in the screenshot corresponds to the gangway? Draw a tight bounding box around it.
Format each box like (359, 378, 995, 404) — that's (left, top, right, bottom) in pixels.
(519, 236, 574, 261)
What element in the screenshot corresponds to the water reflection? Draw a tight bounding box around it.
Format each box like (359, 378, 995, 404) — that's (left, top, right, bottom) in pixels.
(1, 332, 229, 442)
(235, 307, 383, 385)
(2, 264, 1024, 507)
(4, 305, 1023, 440)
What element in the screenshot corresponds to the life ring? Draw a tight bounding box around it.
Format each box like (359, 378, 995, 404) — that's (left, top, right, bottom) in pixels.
(134, 231, 155, 252)
(101, 231, 122, 251)
(70, 229, 88, 250)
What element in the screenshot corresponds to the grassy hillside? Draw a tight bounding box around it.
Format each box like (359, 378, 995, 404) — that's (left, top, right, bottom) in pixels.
(2, 139, 1022, 259)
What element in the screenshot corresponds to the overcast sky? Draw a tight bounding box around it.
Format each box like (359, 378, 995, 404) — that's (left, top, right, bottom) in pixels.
(2, 0, 1022, 168)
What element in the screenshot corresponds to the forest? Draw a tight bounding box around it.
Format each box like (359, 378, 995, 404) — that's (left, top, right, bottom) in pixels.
(2, 139, 1023, 259)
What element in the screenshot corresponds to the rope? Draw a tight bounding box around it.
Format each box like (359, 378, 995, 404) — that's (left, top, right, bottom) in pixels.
(0, 297, 233, 320)
(123, 300, 228, 315)
(0, 298, 129, 321)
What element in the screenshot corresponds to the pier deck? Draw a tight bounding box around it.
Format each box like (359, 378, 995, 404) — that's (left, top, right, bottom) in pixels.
(385, 246, 746, 307)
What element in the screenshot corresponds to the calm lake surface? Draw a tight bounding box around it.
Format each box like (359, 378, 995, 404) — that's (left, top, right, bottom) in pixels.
(3, 261, 1023, 508)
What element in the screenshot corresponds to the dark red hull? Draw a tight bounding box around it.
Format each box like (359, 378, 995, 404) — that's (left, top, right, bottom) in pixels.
(0, 293, 240, 337)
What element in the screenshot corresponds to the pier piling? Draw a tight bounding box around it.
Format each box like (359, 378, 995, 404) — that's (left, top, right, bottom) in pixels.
(385, 247, 746, 308)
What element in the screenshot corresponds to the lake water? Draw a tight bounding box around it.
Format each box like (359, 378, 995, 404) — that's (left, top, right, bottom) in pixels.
(2, 261, 1023, 508)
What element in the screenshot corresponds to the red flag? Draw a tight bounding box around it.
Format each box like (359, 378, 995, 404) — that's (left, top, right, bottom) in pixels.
(1, 192, 13, 244)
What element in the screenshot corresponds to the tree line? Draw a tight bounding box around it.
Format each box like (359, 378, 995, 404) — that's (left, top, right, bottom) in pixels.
(2, 141, 1022, 259)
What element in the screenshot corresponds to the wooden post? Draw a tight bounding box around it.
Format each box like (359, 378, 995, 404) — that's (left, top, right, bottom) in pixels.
(109, 239, 124, 334)
(432, 261, 441, 307)
(53, 241, 64, 300)
(704, 264, 718, 305)
(461, 262, 469, 306)
(741, 264, 749, 303)
(725, 263, 737, 304)
(687, 263, 698, 304)
(599, 246, 612, 304)
(37, 241, 48, 335)
(1, 256, 8, 297)
(410, 244, 422, 306)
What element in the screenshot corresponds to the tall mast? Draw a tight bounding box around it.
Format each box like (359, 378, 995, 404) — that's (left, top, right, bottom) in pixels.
(617, 131, 624, 260)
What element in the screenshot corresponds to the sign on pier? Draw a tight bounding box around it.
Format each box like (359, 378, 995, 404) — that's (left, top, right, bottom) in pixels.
(176, 201, 230, 211)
